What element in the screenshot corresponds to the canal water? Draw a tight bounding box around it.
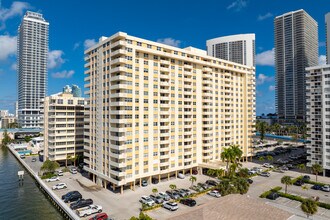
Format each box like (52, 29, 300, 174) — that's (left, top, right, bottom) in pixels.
(0, 147, 64, 219)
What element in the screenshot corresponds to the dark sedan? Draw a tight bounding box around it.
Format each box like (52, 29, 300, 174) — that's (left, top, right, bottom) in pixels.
(180, 198, 196, 207)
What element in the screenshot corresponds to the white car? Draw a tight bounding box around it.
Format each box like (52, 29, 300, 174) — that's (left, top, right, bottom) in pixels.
(263, 163, 274, 168)
(163, 202, 178, 211)
(76, 205, 102, 217)
(52, 183, 67, 190)
(70, 168, 77, 174)
(178, 173, 185, 179)
(322, 185, 330, 192)
(158, 192, 171, 201)
(46, 176, 59, 182)
(207, 190, 221, 198)
(139, 196, 155, 206)
(56, 170, 63, 176)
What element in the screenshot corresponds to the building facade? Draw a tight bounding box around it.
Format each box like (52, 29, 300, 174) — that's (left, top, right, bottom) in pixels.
(84, 32, 255, 192)
(1, 116, 17, 129)
(206, 34, 255, 67)
(326, 13, 330, 64)
(306, 65, 330, 176)
(41, 92, 85, 164)
(17, 11, 49, 128)
(275, 9, 318, 124)
(72, 84, 82, 97)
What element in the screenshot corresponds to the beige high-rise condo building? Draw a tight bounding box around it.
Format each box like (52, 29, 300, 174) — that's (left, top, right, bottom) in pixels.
(41, 92, 85, 164)
(306, 65, 330, 176)
(84, 32, 255, 193)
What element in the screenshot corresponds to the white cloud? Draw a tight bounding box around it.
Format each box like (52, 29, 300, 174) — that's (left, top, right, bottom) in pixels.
(256, 48, 275, 66)
(257, 73, 273, 85)
(319, 55, 327, 65)
(84, 39, 97, 50)
(0, 35, 17, 60)
(157, 38, 181, 47)
(269, 85, 275, 91)
(227, 0, 247, 11)
(51, 70, 75, 79)
(258, 12, 273, 21)
(48, 50, 65, 69)
(0, 1, 31, 29)
(73, 42, 80, 50)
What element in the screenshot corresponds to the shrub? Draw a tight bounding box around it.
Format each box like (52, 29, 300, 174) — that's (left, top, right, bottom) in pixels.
(41, 172, 56, 179)
(62, 167, 70, 172)
(260, 186, 282, 198)
(305, 180, 326, 187)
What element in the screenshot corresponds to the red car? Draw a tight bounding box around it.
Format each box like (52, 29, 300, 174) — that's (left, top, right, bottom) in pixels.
(89, 213, 108, 220)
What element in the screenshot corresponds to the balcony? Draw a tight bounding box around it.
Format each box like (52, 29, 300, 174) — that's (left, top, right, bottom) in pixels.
(110, 75, 127, 82)
(111, 83, 128, 90)
(184, 64, 193, 69)
(110, 66, 127, 74)
(160, 60, 170, 65)
(111, 40, 126, 48)
(203, 67, 212, 72)
(110, 58, 126, 65)
(111, 49, 126, 57)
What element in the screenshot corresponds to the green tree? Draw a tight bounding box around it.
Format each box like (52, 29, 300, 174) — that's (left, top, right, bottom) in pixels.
(70, 155, 78, 167)
(169, 184, 176, 190)
(266, 155, 273, 162)
(232, 177, 249, 194)
(189, 175, 197, 187)
(237, 168, 249, 178)
(258, 121, 267, 141)
(130, 212, 153, 220)
(40, 159, 60, 174)
(24, 136, 32, 143)
(1, 130, 12, 148)
(301, 199, 318, 219)
(207, 169, 216, 179)
(258, 156, 264, 162)
(311, 164, 323, 182)
(221, 147, 234, 172)
(152, 188, 158, 195)
(297, 164, 306, 172)
(281, 176, 292, 194)
(215, 168, 225, 178)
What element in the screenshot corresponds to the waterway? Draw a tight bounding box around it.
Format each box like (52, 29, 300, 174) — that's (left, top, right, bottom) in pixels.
(0, 146, 64, 219)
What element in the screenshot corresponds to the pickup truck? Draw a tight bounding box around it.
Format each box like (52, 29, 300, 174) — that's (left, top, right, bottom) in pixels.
(76, 205, 102, 217)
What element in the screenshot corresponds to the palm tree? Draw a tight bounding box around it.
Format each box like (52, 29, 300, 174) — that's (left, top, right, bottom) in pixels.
(207, 169, 216, 179)
(281, 176, 292, 194)
(169, 184, 176, 190)
(231, 145, 243, 163)
(215, 168, 225, 178)
(221, 148, 234, 172)
(233, 177, 249, 194)
(273, 123, 281, 135)
(152, 188, 158, 195)
(297, 164, 306, 172)
(237, 168, 249, 178)
(259, 121, 267, 141)
(301, 199, 318, 219)
(189, 176, 197, 187)
(266, 155, 273, 162)
(311, 164, 323, 182)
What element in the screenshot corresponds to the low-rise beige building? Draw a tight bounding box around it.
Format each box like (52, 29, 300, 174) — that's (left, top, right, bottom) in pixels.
(84, 32, 256, 192)
(41, 92, 85, 164)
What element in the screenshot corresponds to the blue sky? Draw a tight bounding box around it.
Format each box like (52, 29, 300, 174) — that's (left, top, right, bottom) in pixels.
(0, 0, 328, 115)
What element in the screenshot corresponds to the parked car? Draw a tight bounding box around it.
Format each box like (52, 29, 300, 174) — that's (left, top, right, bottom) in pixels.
(206, 180, 218, 186)
(280, 166, 289, 171)
(259, 172, 271, 177)
(302, 175, 311, 182)
(62, 191, 82, 203)
(163, 202, 179, 211)
(166, 191, 180, 200)
(158, 192, 171, 201)
(321, 185, 330, 192)
(70, 167, 77, 174)
(311, 185, 322, 190)
(52, 183, 67, 190)
(149, 194, 164, 204)
(247, 179, 253, 184)
(263, 163, 274, 168)
(139, 196, 155, 206)
(178, 173, 185, 179)
(207, 190, 221, 198)
(31, 158, 37, 162)
(141, 180, 148, 187)
(20, 155, 25, 159)
(56, 170, 64, 176)
(89, 212, 108, 220)
(76, 205, 102, 218)
(197, 183, 210, 190)
(266, 192, 279, 200)
(190, 185, 203, 192)
(180, 188, 192, 196)
(151, 178, 159, 184)
(46, 176, 60, 182)
(180, 198, 196, 207)
(192, 169, 198, 175)
(70, 198, 93, 210)
(173, 189, 186, 197)
(293, 180, 304, 186)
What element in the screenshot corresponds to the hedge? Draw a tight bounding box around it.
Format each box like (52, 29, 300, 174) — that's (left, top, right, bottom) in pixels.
(305, 179, 327, 187)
